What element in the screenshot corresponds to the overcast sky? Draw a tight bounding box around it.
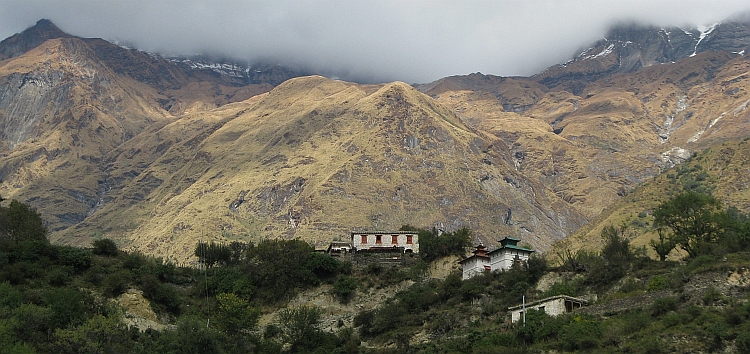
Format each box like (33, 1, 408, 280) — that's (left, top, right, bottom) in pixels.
(0, 0, 748, 83)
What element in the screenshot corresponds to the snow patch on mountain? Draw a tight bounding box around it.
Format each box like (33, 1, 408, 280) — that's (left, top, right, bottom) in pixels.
(690, 23, 719, 57)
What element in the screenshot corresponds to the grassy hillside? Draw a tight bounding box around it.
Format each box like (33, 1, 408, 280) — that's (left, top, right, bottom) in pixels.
(567, 138, 750, 255)
(3, 197, 750, 353)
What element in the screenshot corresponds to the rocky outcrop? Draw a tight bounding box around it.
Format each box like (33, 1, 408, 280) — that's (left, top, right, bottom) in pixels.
(534, 19, 750, 93)
(0, 19, 71, 61)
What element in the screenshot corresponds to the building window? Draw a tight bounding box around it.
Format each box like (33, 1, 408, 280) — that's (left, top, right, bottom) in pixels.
(406, 235, 413, 244)
(392, 235, 398, 244)
(375, 235, 382, 244)
(361, 235, 367, 244)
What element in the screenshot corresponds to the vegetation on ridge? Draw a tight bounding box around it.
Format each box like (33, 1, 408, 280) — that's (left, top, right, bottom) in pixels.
(3, 189, 750, 352)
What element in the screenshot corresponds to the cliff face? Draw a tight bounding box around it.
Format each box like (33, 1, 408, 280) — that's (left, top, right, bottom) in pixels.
(533, 19, 750, 93)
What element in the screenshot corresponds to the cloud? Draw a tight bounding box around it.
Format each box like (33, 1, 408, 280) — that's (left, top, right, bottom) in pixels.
(0, 0, 748, 83)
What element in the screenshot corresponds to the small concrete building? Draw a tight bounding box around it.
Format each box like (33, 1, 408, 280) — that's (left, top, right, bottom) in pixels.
(351, 231, 419, 253)
(460, 237, 534, 279)
(458, 244, 491, 280)
(327, 242, 352, 253)
(508, 295, 588, 322)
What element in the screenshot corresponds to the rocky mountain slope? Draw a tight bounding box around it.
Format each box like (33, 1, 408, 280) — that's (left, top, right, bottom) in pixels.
(417, 16, 750, 223)
(58, 76, 586, 262)
(2, 17, 750, 262)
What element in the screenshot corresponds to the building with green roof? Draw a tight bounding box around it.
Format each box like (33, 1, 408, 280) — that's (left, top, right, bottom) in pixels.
(460, 236, 534, 279)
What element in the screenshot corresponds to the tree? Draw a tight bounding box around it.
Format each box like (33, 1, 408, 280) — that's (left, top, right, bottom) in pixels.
(278, 305, 323, 352)
(0, 200, 47, 242)
(332, 275, 357, 303)
(403, 226, 472, 262)
(585, 225, 634, 285)
(194, 241, 232, 268)
(215, 293, 260, 335)
(92, 238, 118, 256)
(650, 228, 677, 261)
(653, 191, 725, 258)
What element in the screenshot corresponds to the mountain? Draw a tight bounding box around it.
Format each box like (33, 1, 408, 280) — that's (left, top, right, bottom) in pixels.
(57, 76, 586, 262)
(416, 18, 750, 223)
(0, 20, 300, 241)
(534, 17, 750, 93)
(2, 17, 750, 263)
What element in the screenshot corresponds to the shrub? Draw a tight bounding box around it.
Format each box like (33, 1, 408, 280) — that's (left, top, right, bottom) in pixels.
(646, 275, 667, 291)
(332, 275, 357, 303)
(353, 310, 375, 337)
(140, 274, 181, 314)
(541, 280, 580, 298)
(701, 286, 724, 305)
(279, 305, 324, 352)
(620, 310, 651, 335)
(559, 315, 603, 351)
(618, 278, 643, 293)
(46, 266, 73, 287)
(651, 297, 678, 317)
(306, 252, 341, 280)
(404, 226, 472, 262)
(0, 200, 48, 242)
(736, 329, 750, 353)
(103, 270, 131, 297)
(215, 293, 260, 335)
(194, 241, 232, 268)
(92, 239, 118, 256)
(56, 246, 92, 271)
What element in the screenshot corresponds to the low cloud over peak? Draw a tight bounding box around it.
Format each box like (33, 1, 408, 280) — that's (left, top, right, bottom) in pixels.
(1, 0, 748, 83)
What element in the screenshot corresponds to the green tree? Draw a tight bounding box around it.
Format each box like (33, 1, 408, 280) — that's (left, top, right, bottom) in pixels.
(332, 275, 357, 303)
(53, 314, 133, 354)
(215, 293, 260, 335)
(278, 305, 324, 352)
(585, 225, 634, 286)
(653, 191, 725, 258)
(650, 228, 677, 261)
(247, 239, 319, 302)
(401, 226, 472, 262)
(92, 238, 118, 256)
(0, 200, 47, 242)
(194, 242, 233, 268)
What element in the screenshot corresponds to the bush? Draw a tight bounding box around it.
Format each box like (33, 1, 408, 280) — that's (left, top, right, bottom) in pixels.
(559, 315, 603, 351)
(56, 246, 91, 271)
(46, 266, 73, 287)
(332, 275, 357, 303)
(404, 226, 472, 262)
(279, 305, 324, 352)
(103, 270, 131, 297)
(215, 292, 260, 335)
(542, 280, 580, 298)
(92, 239, 118, 256)
(140, 274, 181, 314)
(651, 297, 678, 317)
(646, 275, 668, 291)
(736, 329, 750, 353)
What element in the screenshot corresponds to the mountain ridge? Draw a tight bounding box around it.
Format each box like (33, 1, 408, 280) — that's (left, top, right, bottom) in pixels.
(2, 18, 750, 262)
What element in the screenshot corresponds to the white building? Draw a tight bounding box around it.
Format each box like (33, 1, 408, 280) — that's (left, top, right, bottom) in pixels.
(458, 244, 491, 280)
(460, 237, 534, 280)
(508, 295, 588, 322)
(351, 231, 419, 253)
(326, 242, 352, 254)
